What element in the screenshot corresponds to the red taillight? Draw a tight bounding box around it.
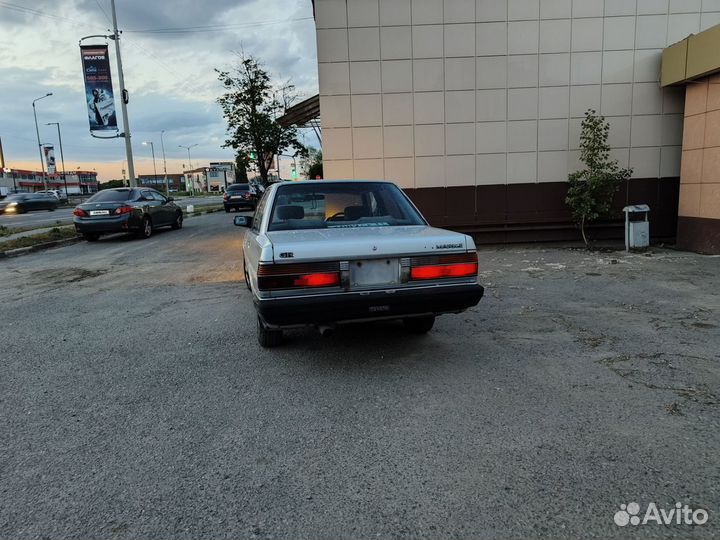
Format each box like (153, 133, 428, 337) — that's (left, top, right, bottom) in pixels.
(293, 272, 340, 287)
(114, 206, 133, 215)
(73, 208, 87, 217)
(410, 262, 478, 280)
(223, 193, 229, 200)
(409, 252, 478, 281)
(257, 262, 342, 290)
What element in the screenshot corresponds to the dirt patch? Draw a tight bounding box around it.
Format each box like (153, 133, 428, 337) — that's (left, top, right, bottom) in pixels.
(27, 267, 108, 285)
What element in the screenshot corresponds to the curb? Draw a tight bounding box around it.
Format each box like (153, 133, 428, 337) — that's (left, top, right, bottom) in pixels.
(0, 236, 83, 259)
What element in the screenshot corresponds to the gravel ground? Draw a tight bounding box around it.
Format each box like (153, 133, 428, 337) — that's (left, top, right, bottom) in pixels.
(0, 211, 718, 539)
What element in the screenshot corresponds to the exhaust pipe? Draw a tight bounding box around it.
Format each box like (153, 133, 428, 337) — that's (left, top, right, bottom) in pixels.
(318, 325, 335, 338)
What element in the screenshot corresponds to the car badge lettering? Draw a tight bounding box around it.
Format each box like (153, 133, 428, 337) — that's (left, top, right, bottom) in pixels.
(279, 252, 294, 259)
(372, 245, 378, 251)
(436, 243, 463, 249)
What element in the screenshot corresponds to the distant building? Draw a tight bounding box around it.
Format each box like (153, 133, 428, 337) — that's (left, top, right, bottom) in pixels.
(0, 168, 98, 194)
(183, 162, 236, 192)
(137, 173, 184, 192)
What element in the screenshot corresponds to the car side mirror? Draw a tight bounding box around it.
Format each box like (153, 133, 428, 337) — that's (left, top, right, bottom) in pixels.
(234, 216, 252, 228)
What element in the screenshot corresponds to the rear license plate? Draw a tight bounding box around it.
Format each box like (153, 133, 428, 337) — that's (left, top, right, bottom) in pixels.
(350, 259, 399, 287)
(231, 196, 243, 200)
(89, 210, 110, 216)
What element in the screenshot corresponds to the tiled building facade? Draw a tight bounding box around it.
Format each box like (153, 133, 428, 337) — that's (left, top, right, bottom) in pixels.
(314, 0, 720, 241)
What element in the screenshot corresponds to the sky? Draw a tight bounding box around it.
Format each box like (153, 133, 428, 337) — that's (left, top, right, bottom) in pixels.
(0, 0, 319, 181)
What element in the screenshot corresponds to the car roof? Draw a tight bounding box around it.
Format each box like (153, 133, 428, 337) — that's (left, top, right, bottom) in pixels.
(275, 180, 397, 186)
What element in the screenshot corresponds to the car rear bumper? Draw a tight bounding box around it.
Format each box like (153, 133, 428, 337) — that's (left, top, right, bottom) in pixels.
(224, 200, 255, 209)
(255, 283, 484, 327)
(73, 215, 139, 233)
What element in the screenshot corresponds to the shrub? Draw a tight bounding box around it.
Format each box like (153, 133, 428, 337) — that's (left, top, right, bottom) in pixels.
(566, 110, 632, 247)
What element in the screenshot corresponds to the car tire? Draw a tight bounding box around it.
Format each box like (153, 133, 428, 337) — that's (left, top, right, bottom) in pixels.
(224, 207, 230, 213)
(83, 233, 100, 242)
(171, 211, 183, 230)
(257, 317, 282, 348)
(48, 207, 55, 212)
(138, 217, 152, 239)
(403, 315, 435, 334)
(243, 259, 251, 291)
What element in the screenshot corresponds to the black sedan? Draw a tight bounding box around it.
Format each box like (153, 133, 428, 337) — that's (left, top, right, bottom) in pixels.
(0, 193, 58, 214)
(223, 183, 256, 212)
(73, 187, 183, 241)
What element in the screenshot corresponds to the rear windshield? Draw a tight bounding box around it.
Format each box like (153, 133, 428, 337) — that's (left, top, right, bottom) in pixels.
(227, 184, 249, 191)
(267, 182, 425, 232)
(87, 190, 132, 202)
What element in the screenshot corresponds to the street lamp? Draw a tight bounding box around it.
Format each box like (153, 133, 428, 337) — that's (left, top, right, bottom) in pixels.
(160, 130, 168, 195)
(179, 143, 198, 193)
(32, 92, 52, 191)
(178, 143, 198, 171)
(142, 141, 158, 192)
(46, 122, 68, 199)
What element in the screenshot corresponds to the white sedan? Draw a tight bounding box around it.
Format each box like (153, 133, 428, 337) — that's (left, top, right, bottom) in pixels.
(235, 180, 484, 347)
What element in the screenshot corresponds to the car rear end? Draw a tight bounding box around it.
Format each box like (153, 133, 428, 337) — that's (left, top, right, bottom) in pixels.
(73, 189, 143, 236)
(254, 246, 483, 328)
(224, 184, 255, 211)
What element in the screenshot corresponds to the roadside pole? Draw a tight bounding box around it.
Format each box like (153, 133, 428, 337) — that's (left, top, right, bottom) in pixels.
(160, 130, 168, 196)
(47, 122, 68, 199)
(32, 93, 52, 191)
(110, 0, 136, 187)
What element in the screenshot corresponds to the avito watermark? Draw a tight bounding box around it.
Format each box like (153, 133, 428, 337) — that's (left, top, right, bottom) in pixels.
(614, 502, 709, 527)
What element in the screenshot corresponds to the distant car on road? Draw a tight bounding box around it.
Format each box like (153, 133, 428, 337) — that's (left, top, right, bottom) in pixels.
(0, 193, 58, 214)
(37, 189, 69, 205)
(72, 187, 183, 241)
(224, 183, 256, 212)
(234, 180, 484, 347)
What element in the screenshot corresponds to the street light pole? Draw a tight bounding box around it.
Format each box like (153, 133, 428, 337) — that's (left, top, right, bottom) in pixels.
(142, 141, 157, 188)
(160, 130, 168, 195)
(46, 122, 68, 198)
(32, 93, 52, 191)
(109, 0, 136, 187)
(178, 144, 198, 171)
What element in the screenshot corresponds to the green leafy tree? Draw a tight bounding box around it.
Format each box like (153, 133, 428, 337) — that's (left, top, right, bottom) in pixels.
(304, 147, 323, 179)
(99, 179, 126, 190)
(235, 153, 249, 183)
(566, 109, 632, 247)
(217, 54, 306, 185)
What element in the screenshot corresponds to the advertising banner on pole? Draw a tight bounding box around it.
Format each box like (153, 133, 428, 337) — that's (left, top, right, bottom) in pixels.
(80, 45, 118, 131)
(43, 145, 56, 174)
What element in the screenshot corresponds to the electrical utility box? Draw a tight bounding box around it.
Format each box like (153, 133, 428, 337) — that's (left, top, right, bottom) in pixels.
(623, 205, 650, 251)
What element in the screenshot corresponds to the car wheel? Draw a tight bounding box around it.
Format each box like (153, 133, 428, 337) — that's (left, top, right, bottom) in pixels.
(171, 211, 183, 230)
(138, 217, 152, 239)
(243, 259, 251, 291)
(224, 207, 230, 213)
(403, 315, 435, 334)
(257, 317, 282, 348)
(83, 233, 100, 242)
(48, 207, 55, 212)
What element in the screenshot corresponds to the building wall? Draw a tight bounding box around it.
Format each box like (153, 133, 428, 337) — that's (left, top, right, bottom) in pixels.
(0, 170, 98, 194)
(677, 74, 720, 253)
(314, 0, 720, 239)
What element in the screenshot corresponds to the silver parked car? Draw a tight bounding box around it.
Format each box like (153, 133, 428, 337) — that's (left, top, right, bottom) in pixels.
(234, 180, 484, 347)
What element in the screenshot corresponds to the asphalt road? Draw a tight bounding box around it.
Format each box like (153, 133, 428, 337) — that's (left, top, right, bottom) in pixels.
(0, 213, 718, 539)
(0, 195, 223, 229)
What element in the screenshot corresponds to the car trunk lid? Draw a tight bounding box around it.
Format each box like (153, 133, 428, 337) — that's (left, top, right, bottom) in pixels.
(266, 225, 468, 262)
